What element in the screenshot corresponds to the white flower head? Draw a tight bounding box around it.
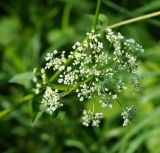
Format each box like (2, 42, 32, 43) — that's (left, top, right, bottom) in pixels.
(41, 86, 63, 114)
(82, 110, 103, 127)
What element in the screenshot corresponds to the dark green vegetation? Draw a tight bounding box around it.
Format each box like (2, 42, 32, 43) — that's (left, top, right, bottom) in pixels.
(0, 0, 160, 153)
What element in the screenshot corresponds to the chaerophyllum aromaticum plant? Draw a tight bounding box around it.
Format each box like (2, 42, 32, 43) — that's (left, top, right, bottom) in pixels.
(2, 0, 159, 127)
(32, 28, 144, 127)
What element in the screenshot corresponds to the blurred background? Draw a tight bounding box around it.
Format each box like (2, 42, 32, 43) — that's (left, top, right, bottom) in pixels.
(0, 0, 160, 153)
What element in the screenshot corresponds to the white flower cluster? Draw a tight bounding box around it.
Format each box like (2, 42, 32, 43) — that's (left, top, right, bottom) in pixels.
(33, 28, 143, 127)
(82, 110, 103, 127)
(45, 50, 66, 71)
(121, 106, 135, 126)
(76, 83, 95, 101)
(41, 86, 62, 114)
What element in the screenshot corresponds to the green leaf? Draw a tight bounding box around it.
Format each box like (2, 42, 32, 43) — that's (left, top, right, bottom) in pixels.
(9, 72, 34, 89)
(65, 139, 89, 153)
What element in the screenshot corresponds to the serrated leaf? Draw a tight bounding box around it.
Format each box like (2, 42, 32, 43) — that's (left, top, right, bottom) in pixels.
(9, 72, 34, 89)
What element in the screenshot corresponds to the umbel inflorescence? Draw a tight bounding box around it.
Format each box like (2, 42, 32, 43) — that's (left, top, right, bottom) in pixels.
(33, 28, 144, 127)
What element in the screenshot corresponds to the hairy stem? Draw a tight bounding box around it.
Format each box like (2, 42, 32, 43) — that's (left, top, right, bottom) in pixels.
(93, 0, 102, 30)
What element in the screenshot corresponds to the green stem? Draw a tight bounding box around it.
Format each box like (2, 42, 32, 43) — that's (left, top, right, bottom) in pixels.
(0, 94, 33, 119)
(49, 83, 74, 91)
(100, 10, 160, 31)
(93, 0, 102, 30)
(61, 2, 72, 32)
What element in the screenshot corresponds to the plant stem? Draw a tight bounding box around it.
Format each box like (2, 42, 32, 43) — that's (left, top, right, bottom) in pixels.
(61, 2, 72, 32)
(0, 94, 33, 119)
(93, 0, 102, 30)
(49, 84, 74, 91)
(100, 10, 160, 31)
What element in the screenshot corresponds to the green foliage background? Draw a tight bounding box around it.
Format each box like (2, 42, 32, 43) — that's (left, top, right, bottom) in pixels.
(0, 0, 160, 153)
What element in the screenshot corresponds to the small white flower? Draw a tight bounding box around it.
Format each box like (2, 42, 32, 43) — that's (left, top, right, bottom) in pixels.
(33, 77, 37, 83)
(36, 83, 41, 88)
(41, 68, 45, 73)
(58, 78, 63, 83)
(79, 97, 84, 101)
(53, 50, 58, 54)
(35, 88, 40, 94)
(112, 94, 117, 100)
(33, 68, 37, 74)
(67, 67, 72, 72)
